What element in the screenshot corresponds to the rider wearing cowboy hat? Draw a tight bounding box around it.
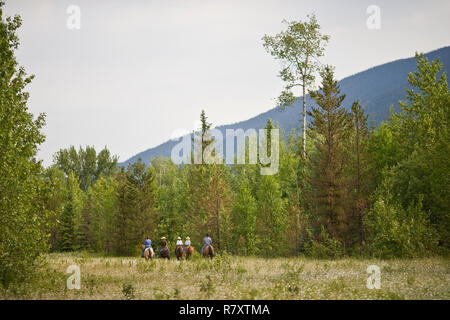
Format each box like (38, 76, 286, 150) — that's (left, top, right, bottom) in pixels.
(184, 237, 191, 248)
(176, 236, 183, 246)
(159, 236, 168, 255)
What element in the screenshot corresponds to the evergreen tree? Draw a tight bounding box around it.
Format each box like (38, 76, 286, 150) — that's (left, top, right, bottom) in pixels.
(255, 119, 288, 256)
(83, 176, 117, 253)
(43, 166, 67, 250)
(347, 101, 373, 251)
(279, 129, 305, 254)
(307, 65, 351, 246)
(256, 175, 287, 256)
(154, 157, 188, 241)
(112, 159, 158, 255)
(232, 178, 259, 255)
(56, 173, 84, 251)
(112, 168, 129, 255)
(187, 110, 232, 250)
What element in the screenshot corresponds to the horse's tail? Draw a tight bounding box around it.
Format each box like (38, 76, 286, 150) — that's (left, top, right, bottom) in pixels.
(207, 245, 214, 258)
(176, 246, 183, 257)
(144, 247, 154, 259)
(160, 247, 170, 259)
(185, 246, 193, 259)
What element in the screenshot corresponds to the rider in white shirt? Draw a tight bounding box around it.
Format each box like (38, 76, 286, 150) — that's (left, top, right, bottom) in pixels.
(176, 236, 183, 246)
(184, 237, 191, 247)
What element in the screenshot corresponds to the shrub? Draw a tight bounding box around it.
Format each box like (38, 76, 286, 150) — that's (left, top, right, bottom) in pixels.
(364, 177, 438, 258)
(122, 283, 136, 300)
(305, 227, 345, 259)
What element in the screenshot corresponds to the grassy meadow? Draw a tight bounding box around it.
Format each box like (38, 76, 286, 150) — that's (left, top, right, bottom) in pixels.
(1, 252, 448, 300)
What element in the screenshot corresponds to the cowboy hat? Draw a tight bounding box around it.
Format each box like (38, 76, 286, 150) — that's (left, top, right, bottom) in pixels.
(186, 237, 190, 240)
(177, 236, 181, 240)
(161, 236, 166, 240)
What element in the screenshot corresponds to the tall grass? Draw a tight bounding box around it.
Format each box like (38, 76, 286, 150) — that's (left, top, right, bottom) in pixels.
(0, 253, 448, 300)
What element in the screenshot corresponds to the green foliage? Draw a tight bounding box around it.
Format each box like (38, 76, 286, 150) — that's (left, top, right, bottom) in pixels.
(364, 176, 438, 258)
(54, 145, 118, 191)
(232, 179, 259, 255)
(256, 175, 287, 256)
(32, 54, 449, 261)
(185, 111, 233, 251)
(0, 2, 51, 287)
(391, 53, 450, 247)
(368, 120, 401, 186)
(122, 283, 136, 300)
(346, 101, 374, 250)
(4, 7, 446, 264)
(366, 53, 450, 254)
(43, 166, 67, 249)
(305, 227, 345, 259)
(155, 157, 189, 241)
(262, 14, 329, 108)
(200, 275, 215, 297)
(307, 65, 352, 245)
(83, 176, 117, 253)
(55, 173, 85, 251)
(263, 13, 329, 159)
(113, 159, 158, 256)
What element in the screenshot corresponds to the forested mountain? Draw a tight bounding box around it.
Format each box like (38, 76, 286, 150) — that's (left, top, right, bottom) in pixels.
(121, 46, 450, 166)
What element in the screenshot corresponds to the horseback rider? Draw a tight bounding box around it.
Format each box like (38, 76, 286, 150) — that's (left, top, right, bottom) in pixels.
(142, 235, 152, 257)
(201, 233, 212, 255)
(159, 236, 168, 255)
(176, 236, 183, 247)
(184, 236, 191, 249)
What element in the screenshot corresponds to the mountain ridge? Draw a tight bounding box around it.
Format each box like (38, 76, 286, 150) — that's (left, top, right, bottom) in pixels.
(120, 46, 450, 167)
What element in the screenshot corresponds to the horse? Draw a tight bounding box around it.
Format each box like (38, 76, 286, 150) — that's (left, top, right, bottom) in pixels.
(202, 244, 214, 259)
(175, 245, 184, 261)
(159, 246, 170, 259)
(143, 246, 154, 260)
(184, 246, 194, 260)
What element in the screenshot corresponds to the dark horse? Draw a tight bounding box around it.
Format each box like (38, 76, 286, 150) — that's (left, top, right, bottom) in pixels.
(159, 247, 170, 259)
(202, 244, 214, 259)
(184, 246, 194, 260)
(175, 245, 184, 261)
(159, 238, 170, 259)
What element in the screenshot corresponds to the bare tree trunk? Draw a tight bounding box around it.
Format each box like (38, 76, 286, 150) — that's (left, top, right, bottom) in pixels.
(356, 119, 364, 254)
(216, 200, 220, 250)
(302, 82, 307, 160)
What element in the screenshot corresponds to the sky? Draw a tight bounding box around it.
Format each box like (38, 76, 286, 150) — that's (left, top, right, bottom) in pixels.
(4, 0, 450, 166)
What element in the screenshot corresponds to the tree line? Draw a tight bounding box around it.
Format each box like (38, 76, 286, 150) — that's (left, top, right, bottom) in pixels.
(42, 55, 448, 260)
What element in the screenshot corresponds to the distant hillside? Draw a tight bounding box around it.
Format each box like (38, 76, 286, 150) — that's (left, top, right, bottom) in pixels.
(121, 46, 450, 167)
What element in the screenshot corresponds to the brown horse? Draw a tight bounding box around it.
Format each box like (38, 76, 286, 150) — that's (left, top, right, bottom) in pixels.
(202, 244, 214, 259)
(175, 245, 184, 260)
(143, 246, 154, 260)
(184, 246, 194, 260)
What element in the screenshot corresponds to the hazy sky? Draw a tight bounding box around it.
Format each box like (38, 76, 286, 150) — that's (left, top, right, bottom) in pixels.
(4, 0, 450, 166)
